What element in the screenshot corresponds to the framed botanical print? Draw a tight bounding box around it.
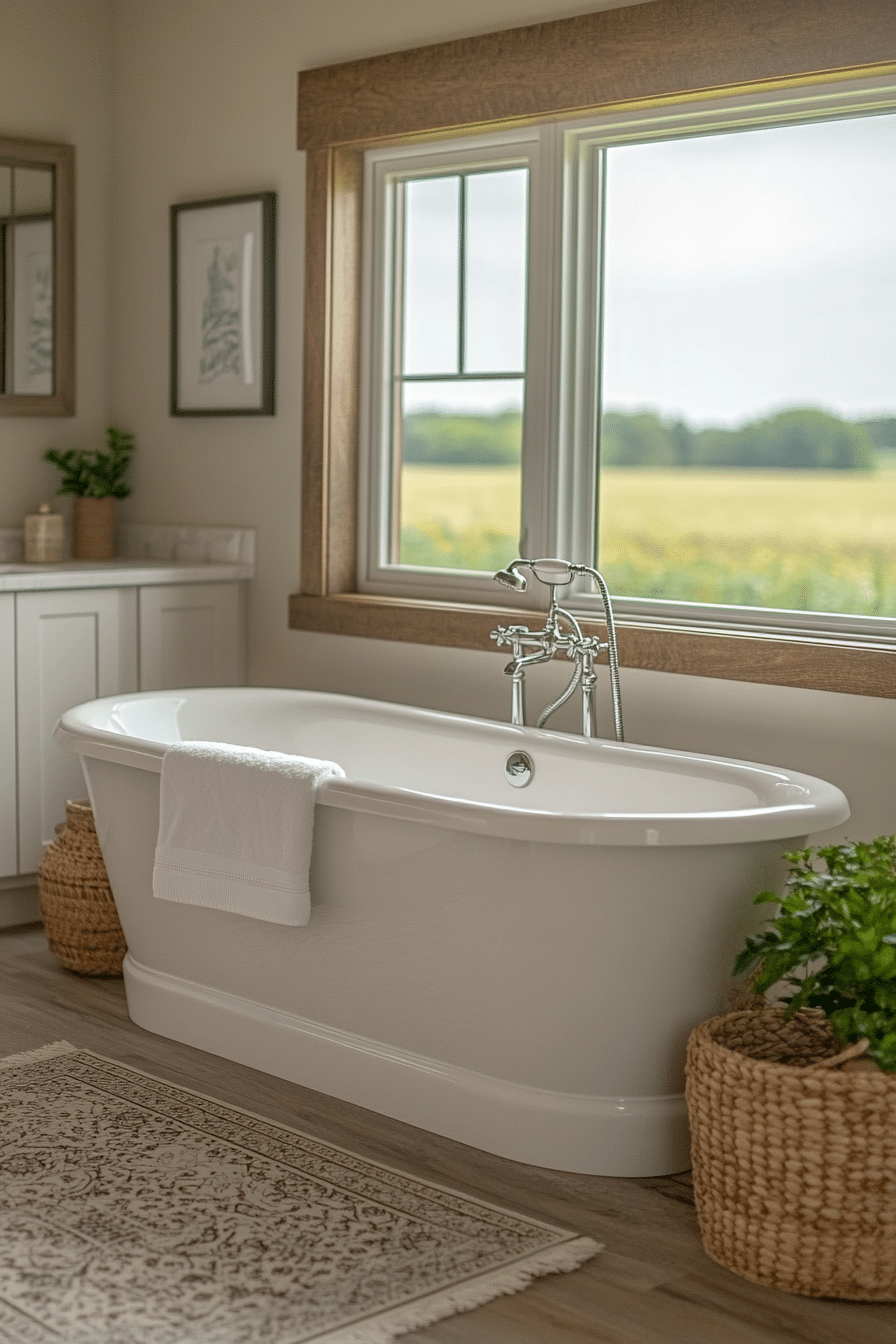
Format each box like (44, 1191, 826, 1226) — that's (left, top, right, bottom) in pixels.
(171, 192, 275, 415)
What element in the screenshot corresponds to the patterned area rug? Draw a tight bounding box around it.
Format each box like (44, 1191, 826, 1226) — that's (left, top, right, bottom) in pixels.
(0, 1043, 600, 1343)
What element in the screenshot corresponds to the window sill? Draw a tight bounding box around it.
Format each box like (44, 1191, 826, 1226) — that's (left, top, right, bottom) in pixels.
(288, 592, 896, 699)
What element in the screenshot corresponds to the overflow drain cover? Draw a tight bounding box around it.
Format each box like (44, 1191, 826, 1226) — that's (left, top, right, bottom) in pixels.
(504, 751, 534, 788)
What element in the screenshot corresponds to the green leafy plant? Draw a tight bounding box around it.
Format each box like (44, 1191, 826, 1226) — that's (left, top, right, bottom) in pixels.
(44, 427, 134, 499)
(734, 836, 896, 1072)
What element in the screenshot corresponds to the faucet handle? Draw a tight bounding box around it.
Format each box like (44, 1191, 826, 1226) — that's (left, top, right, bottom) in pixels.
(490, 623, 530, 647)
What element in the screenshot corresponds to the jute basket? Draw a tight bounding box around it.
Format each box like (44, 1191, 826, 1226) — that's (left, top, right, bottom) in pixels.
(686, 1007, 896, 1299)
(37, 799, 126, 976)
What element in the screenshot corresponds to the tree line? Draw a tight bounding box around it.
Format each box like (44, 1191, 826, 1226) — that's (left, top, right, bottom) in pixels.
(403, 407, 896, 469)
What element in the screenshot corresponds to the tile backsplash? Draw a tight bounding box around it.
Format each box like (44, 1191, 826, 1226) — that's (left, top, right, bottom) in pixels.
(0, 523, 255, 567)
(118, 524, 255, 566)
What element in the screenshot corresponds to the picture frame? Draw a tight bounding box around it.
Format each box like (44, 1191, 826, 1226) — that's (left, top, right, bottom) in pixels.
(171, 192, 275, 415)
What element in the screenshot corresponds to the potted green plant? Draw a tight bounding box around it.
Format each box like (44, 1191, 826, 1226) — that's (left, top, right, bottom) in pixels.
(685, 836, 896, 1300)
(44, 427, 134, 560)
(734, 835, 896, 1071)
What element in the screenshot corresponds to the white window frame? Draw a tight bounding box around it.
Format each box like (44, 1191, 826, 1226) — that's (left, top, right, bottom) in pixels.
(358, 125, 559, 605)
(358, 73, 896, 640)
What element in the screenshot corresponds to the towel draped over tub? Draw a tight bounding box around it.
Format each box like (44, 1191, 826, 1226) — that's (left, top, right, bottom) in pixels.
(152, 740, 345, 925)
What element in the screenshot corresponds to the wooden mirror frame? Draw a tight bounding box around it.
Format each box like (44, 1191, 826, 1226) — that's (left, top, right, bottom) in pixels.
(291, 0, 896, 698)
(0, 135, 74, 416)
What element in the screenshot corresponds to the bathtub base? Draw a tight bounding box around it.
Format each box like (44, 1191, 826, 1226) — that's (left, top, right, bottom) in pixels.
(124, 954, 691, 1178)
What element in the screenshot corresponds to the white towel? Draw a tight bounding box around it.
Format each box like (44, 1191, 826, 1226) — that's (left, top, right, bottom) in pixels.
(152, 741, 345, 925)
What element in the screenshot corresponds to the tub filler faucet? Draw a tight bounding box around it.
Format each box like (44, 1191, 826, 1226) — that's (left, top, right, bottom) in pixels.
(490, 558, 624, 741)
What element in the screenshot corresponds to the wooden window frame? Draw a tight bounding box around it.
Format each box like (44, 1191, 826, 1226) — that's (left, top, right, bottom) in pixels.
(292, 0, 896, 699)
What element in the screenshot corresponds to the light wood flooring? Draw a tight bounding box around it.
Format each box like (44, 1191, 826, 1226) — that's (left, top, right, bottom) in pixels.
(3, 921, 894, 1344)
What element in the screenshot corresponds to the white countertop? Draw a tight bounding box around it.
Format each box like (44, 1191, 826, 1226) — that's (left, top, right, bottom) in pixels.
(0, 559, 254, 592)
(0, 523, 256, 591)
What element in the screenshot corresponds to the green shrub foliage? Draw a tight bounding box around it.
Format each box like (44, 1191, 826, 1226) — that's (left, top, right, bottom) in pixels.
(402, 410, 522, 466)
(400, 405, 880, 469)
(734, 837, 896, 1072)
(694, 408, 876, 471)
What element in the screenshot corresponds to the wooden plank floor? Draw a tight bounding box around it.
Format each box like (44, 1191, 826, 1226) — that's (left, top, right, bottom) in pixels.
(3, 921, 894, 1344)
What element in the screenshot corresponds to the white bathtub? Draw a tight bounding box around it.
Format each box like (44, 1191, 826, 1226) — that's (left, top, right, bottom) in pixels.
(56, 687, 849, 1177)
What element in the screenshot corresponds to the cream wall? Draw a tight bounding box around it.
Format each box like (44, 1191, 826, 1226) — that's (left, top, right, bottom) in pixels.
(0, 0, 113, 525)
(4, 0, 895, 850)
(108, 0, 647, 691)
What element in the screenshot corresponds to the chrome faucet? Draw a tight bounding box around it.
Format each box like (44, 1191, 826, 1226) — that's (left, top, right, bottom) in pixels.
(490, 558, 624, 741)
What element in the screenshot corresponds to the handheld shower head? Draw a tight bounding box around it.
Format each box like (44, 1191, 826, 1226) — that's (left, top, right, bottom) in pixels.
(494, 558, 577, 592)
(493, 561, 529, 592)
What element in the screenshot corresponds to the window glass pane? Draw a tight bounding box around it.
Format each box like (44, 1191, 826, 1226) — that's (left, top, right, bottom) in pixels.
(464, 168, 528, 373)
(597, 113, 896, 616)
(402, 176, 459, 376)
(397, 379, 523, 570)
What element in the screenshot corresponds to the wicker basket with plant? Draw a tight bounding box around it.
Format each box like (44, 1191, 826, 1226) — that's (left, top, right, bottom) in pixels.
(686, 836, 896, 1299)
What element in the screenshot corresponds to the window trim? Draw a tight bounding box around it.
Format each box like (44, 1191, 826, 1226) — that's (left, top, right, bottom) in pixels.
(292, 0, 896, 698)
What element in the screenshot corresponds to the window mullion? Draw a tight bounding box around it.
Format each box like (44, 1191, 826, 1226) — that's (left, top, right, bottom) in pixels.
(516, 123, 556, 598)
(387, 180, 408, 566)
(457, 174, 466, 376)
(552, 131, 602, 589)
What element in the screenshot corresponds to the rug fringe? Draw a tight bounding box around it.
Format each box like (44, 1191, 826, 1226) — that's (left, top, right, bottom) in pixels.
(316, 1236, 603, 1343)
(0, 1040, 78, 1070)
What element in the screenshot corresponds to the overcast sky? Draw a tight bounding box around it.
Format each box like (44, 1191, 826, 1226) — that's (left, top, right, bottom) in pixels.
(399, 109, 896, 426)
(602, 110, 896, 427)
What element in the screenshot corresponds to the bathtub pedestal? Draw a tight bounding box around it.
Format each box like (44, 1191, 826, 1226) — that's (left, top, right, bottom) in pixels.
(123, 953, 691, 1176)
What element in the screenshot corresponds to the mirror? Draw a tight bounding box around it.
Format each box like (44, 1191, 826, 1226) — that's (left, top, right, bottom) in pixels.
(0, 137, 74, 415)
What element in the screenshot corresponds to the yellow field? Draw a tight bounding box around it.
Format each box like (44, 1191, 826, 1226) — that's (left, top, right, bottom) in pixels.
(399, 464, 896, 614)
(400, 464, 896, 543)
(400, 465, 521, 534)
(599, 467, 896, 547)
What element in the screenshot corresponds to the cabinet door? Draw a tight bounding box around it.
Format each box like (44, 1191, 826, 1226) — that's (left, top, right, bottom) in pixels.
(138, 583, 245, 691)
(0, 595, 17, 877)
(16, 587, 138, 873)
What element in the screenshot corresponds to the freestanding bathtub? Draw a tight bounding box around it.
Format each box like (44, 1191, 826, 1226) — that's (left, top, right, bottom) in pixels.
(55, 687, 849, 1177)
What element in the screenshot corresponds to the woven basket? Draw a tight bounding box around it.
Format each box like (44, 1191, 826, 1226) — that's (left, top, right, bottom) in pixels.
(686, 1007, 896, 1299)
(37, 799, 126, 976)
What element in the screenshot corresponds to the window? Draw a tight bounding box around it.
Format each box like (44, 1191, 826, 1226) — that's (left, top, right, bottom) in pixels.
(359, 131, 545, 601)
(293, 0, 896, 697)
(358, 78, 896, 637)
(592, 103, 896, 635)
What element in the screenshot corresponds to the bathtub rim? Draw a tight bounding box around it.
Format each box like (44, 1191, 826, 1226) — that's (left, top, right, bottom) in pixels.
(55, 686, 850, 848)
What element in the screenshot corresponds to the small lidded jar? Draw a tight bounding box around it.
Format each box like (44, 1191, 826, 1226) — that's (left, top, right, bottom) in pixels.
(24, 502, 64, 563)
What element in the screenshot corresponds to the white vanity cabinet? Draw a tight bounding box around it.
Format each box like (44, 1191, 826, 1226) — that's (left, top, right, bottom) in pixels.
(0, 570, 249, 901)
(138, 583, 245, 691)
(0, 595, 17, 878)
(12, 580, 247, 875)
(15, 587, 139, 873)
(0, 524, 254, 919)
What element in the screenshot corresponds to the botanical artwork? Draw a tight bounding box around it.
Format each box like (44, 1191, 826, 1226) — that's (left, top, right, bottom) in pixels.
(196, 236, 247, 385)
(26, 250, 52, 384)
(172, 194, 273, 414)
